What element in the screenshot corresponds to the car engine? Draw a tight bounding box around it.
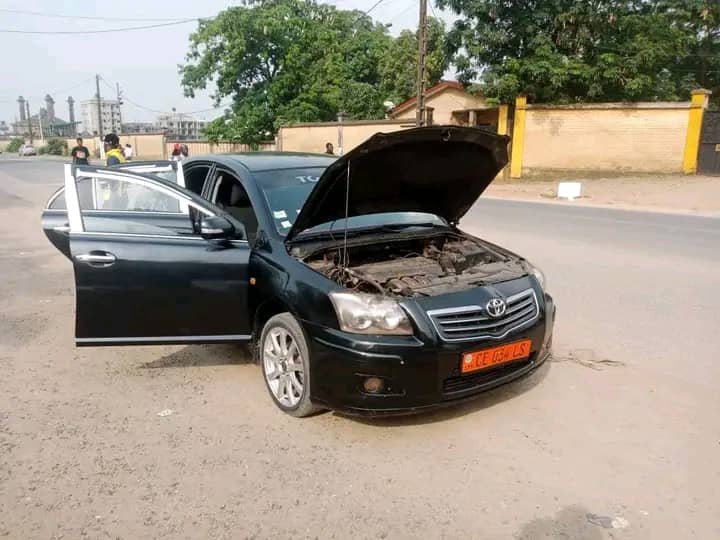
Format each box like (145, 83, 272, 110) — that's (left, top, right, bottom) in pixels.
(302, 234, 527, 297)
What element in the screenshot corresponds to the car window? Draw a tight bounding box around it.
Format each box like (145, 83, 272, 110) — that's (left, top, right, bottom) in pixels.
(90, 178, 181, 213)
(75, 175, 194, 236)
(48, 177, 94, 210)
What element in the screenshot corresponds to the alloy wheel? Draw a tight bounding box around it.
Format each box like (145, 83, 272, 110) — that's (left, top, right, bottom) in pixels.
(262, 327, 304, 408)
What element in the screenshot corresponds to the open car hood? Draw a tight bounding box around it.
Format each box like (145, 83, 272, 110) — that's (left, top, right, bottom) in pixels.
(286, 126, 510, 241)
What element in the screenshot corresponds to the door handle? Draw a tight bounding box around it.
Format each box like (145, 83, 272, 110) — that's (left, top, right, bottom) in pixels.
(76, 252, 116, 265)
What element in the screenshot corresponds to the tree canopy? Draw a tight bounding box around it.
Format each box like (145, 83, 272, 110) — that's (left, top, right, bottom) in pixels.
(180, 0, 449, 144)
(438, 0, 719, 104)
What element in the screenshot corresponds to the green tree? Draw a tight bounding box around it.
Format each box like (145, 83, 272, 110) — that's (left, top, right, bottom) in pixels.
(181, 0, 394, 144)
(6, 137, 23, 153)
(439, 0, 719, 104)
(378, 17, 451, 106)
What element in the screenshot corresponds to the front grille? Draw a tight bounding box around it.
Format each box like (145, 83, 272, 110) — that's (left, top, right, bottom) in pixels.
(427, 288, 539, 342)
(443, 359, 532, 394)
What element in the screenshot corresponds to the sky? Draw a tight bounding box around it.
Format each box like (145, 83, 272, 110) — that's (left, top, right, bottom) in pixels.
(0, 0, 456, 127)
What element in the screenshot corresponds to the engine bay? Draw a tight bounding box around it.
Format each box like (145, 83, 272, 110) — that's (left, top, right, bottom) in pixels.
(302, 234, 527, 297)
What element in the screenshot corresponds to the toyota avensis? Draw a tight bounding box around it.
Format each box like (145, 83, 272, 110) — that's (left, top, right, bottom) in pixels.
(41, 126, 555, 417)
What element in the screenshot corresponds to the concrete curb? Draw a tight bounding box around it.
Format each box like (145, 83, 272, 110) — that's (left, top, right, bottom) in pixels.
(482, 195, 720, 219)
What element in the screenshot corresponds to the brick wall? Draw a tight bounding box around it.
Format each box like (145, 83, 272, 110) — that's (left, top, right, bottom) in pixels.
(522, 104, 690, 173)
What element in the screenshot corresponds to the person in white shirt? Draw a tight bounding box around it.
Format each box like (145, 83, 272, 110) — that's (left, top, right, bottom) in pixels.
(123, 144, 133, 161)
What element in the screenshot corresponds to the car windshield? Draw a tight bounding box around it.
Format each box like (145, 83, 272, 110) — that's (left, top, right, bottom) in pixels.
(254, 168, 447, 236)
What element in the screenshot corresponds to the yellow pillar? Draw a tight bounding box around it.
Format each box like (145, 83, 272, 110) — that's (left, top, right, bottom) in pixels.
(510, 96, 527, 178)
(682, 89, 711, 174)
(497, 104, 509, 135)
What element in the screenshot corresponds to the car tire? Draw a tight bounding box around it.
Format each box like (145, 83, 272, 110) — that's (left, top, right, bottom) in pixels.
(259, 313, 321, 417)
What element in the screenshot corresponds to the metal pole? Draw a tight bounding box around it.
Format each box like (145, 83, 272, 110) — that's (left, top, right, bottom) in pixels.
(415, 0, 428, 127)
(337, 111, 344, 156)
(116, 82, 122, 132)
(26, 101, 32, 144)
(38, 110, 44, 143)
(95, 74, 103, 137)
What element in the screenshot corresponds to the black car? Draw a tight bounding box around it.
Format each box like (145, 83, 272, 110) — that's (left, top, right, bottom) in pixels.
(41, 126, 555, 417)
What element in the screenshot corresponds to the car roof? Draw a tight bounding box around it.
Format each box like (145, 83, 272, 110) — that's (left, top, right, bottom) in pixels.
(192, 152, 336, 172)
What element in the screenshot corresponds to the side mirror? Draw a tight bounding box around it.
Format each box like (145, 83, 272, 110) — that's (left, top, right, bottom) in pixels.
(200, 215, 235, 240)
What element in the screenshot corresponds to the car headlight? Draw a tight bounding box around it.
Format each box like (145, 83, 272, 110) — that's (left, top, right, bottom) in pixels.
(329, 292, 413, 335)
(528, 263, 547, 291)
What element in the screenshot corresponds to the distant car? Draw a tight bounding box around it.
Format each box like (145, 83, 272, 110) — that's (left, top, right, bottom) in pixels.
(40, 126, 555, 417)
(19, 144, 36, 156)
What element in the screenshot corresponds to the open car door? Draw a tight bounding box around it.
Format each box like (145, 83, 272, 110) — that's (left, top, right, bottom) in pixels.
(60, 164, 252, 345)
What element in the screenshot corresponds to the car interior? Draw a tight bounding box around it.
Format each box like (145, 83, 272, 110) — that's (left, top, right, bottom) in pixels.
(212, 171, 259, 241)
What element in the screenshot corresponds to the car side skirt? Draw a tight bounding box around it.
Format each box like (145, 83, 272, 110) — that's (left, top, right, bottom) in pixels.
(75, 334, 251, 346)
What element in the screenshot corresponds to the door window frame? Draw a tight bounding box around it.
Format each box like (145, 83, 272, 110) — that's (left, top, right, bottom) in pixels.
(64, 164, 214, 235)
(48, 162, 189, 214)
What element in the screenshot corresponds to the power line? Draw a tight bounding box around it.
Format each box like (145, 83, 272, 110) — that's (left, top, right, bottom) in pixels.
(0, 8, 195, 22)
(0, 77, 95, 104)
(0, 19, 197, 34)
(99, 75, 230, 116)
(364, 0, 388, 16)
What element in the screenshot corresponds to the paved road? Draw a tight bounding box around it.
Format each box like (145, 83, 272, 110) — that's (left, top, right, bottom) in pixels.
(1, 158, 718, 539)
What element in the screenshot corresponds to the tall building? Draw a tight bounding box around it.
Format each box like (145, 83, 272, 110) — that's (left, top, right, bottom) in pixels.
(156, 111, 207, 140)
(80, 98, 122, 135)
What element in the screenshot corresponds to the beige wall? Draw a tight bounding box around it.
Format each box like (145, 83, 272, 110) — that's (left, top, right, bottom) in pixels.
(393, 88, 487, 124)
(278, 120, 414, 154)
(65, 133, 166, 159)
(522, 104, 690, 173)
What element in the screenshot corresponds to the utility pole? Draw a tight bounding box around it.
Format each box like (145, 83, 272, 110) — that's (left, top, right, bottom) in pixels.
(25, 101, 32, 144)
(116, 82, 123, 131)
(38, 110, 44, 143)
(95, 74, 103, 137)
(415, 0, 428, 127)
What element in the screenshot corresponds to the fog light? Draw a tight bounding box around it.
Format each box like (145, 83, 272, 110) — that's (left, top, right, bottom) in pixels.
(363, 377, 385, 394)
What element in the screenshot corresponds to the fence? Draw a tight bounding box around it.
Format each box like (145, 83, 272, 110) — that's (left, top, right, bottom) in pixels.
(165, 140, 275, 158)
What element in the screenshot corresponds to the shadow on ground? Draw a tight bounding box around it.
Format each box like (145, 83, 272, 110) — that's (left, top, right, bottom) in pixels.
(140, 343, 254, 369)
(516, 505, 607, 540)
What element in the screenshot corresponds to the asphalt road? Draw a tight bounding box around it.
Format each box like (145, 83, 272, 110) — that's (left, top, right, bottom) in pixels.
(1, 157, 718, 539)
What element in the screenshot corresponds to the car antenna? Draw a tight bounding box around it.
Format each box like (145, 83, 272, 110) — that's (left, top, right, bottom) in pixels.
(341, 160, 351, 270)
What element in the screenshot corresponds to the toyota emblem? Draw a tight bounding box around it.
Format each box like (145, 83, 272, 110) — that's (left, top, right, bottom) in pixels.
(486, 298, 507, 318)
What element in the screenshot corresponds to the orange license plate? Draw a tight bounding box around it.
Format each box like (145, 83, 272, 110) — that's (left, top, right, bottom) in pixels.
(461, 339, 532, 374)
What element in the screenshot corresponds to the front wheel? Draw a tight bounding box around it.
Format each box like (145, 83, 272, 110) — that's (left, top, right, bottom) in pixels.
(259, 313, 321, 417)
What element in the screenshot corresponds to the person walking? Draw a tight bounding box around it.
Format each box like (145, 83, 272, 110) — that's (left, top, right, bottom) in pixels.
(124, 143, 133, 161)
(70, 137, 90, 165)
(103, 133, 125, 166)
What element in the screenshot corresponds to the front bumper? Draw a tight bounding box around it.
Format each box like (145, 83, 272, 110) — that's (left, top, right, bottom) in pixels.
(304, 293, 555, 416)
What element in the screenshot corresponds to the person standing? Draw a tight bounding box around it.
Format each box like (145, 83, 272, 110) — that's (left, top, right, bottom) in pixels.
(325, 142, 334, 155)
(171, 143, 184, 161)
(103, 133, 125, 166)
(70, 137, 90, 165)
(124, 143, 133, 161)
(180, 143, 189, 159)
